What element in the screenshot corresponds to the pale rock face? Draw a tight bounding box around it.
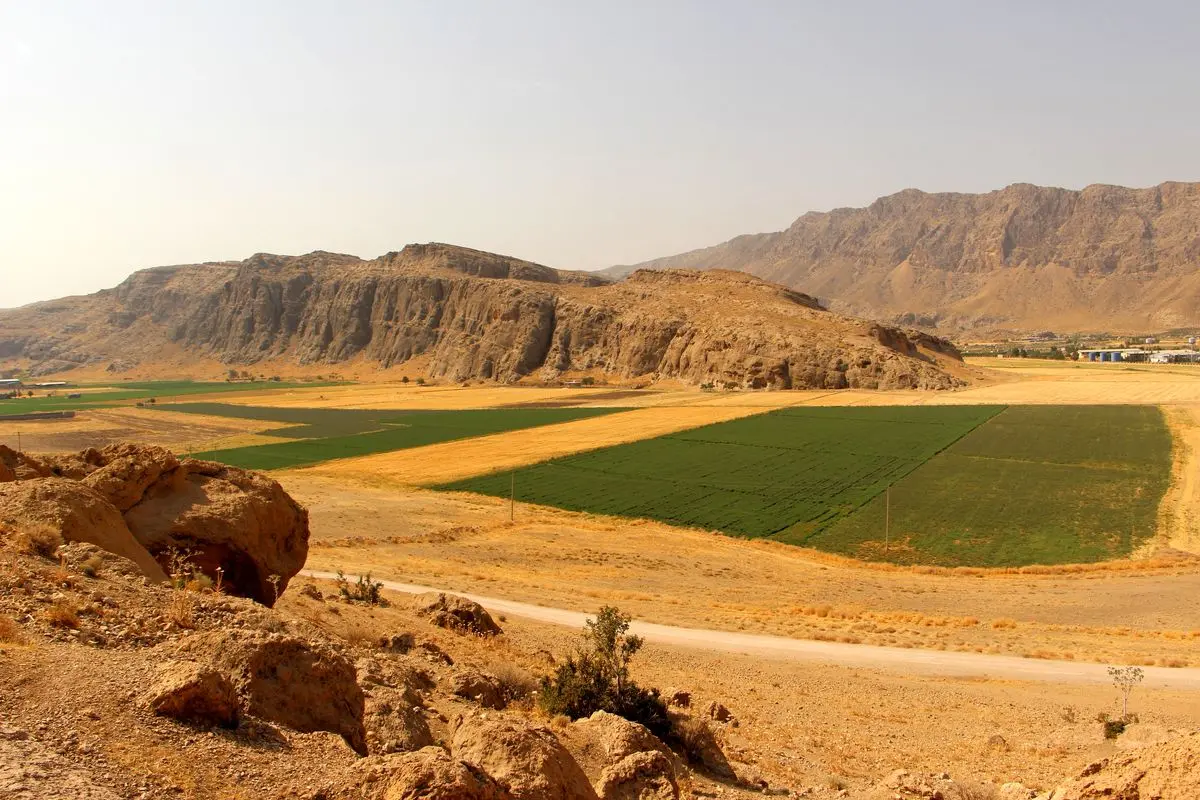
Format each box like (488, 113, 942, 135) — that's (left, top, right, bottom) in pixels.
(609, 181, 1200, 332)
(452, 717, 599, 800)
(0, 242, 961, 390)
(0, 443, 309, 604)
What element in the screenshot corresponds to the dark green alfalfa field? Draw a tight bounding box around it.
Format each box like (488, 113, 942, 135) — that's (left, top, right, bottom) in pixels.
(441, 404, 1173, 568)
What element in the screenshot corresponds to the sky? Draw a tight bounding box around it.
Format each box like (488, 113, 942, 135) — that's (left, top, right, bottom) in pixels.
(2, 1, 1199, 308)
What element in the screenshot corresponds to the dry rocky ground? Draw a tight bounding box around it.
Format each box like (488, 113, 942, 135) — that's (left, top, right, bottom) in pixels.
(0, 442, 1198, 799)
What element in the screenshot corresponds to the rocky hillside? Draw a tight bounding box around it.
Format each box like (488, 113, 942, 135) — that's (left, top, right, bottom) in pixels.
(607, 182, 1200, 332)
(2, 445, 1197, 799)
(0, 243, 962, 390)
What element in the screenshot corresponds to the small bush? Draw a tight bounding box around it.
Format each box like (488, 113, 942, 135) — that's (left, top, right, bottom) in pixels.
(0, 614, 22, 643)
(538, 606, 670, 737)
(16, 525, 62, 559)
(1103, 719, 1127, 739)
(167, 591, 196, 630)
(43, 600, 80, 629)
(671, 715, 719, 764)
(488, 661, 538, 701)
(335, 571, 387, 606)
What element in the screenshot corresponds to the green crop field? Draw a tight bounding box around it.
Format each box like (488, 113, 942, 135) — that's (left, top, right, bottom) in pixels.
(804, 405, 1172, 566)
(172, 404, 627, 470)
(0, 380, 336, 417)
(442, 404, 1174, 567)
(440, 406, 1002, 539)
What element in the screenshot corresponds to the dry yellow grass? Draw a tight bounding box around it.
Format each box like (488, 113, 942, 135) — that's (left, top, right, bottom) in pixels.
(291, 402, 805, 485)
(286, 473, 1200, 667)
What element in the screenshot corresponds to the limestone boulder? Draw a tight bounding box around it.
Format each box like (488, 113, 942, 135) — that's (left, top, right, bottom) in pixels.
(452, 716, 598, 800)
(1045, 731, 1200, 799)
(173, 630, 367, 755)
(121, 455, 309, 605)
(365, 686, 434, 754)
(81, 443, 179, 511)
(333, 748, 513, 800)
(0, 477, 167, 581)
(142, 660, 239, 728)
(572, 711, 673, 763)
(595, 751, 678, 800)
(415, 593, 501, 636)
(449, 670, 508, 710)
(0, 444, 50, 482)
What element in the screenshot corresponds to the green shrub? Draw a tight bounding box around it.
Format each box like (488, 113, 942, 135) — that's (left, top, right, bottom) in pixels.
(538, 606, 669, 737)
(1104, 719, 1127, 739)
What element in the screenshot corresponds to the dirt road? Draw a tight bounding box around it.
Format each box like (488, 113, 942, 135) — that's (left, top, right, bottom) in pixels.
(303, 570, 1200, 690)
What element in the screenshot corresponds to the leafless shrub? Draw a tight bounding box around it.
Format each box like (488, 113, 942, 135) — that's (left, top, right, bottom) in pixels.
(43, 600, 80, 629)
(0, 614, 23, 643)
(166, 591, 196, 630)
(16, 524, 62, 559)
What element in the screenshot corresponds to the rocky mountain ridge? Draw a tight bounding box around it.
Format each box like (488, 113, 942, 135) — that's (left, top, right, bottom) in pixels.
(0, 242, 962, 390)
(607, 181, 1200, 332)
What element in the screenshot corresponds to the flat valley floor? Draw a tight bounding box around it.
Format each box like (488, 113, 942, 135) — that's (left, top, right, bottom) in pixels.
(4, 358, 1200, 792)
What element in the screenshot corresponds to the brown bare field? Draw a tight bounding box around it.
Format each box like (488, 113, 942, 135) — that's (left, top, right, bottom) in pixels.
(286, 473, 1200, 669)
(0, 407, 279, 454)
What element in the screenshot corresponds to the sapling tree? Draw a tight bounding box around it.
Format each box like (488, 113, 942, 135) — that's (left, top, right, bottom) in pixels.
(1108, 665, 1144, 719)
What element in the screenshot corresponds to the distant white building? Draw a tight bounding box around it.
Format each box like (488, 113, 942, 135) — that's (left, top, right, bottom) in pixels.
(0, 379, 21, 388)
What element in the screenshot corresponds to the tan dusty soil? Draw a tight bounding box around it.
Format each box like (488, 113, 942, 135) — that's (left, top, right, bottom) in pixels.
(1154, 406, 1200, 554)
(0, 407, 280, 454)
(296, 577, 1200, 794)
(286, 474, 1200, 669)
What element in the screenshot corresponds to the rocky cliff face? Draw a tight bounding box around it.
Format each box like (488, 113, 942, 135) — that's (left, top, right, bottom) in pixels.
(607, 182, 1200, 332)
(0, 243, 961, 389)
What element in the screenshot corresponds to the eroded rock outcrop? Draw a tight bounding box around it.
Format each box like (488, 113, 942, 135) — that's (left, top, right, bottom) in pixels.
(172, 629, 368, 755)
(0, 443, 309, 604)
(1042, 731, 1200, 799)
(452, 716, 598, 800)
(0, 477, 168, 582)
(608, 181, 1200, 333)
(0, 243, 962, 389)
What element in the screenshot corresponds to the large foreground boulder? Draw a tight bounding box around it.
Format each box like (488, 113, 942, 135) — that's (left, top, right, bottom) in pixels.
(0, 477, 168, 581)
(567, 712, 678, 800)
(172, 630, 367, 755)
(452, 717, 598, 800)
(1, 443, 309, 604)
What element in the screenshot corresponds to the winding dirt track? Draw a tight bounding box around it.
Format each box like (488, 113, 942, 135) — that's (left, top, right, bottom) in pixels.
(302, 570, 1200, 691)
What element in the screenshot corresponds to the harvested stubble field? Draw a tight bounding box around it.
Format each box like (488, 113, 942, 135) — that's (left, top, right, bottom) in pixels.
(173, 404, 626, 470)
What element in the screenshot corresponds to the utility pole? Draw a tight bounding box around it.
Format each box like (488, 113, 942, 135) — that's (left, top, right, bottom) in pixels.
(16, 431, 20, 454)
(510, 471, 515, 523)
(884, 486, 890, 555)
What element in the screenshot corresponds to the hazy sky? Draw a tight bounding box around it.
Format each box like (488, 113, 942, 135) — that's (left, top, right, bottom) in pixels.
(3, 1, 1199, 308)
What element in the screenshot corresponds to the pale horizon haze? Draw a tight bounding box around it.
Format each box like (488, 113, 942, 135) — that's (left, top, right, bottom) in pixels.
(3, 1, 1199, 308)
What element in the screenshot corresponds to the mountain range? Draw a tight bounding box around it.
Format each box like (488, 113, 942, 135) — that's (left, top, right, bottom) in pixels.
(607, 182, 1200, 333)
(0, 243, 961, 389)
